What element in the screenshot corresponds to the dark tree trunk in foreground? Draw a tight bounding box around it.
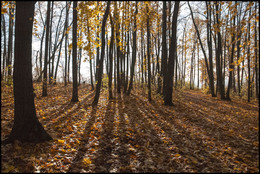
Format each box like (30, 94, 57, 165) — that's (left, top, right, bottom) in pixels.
(92, 1, 110, 106)
(3, 1, 52, 144)
(71, 1, 79, 102)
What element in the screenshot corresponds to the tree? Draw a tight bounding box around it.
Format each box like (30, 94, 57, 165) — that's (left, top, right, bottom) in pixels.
(146, 3, 152, 102)
(71, 1, 79, 102)
(42, 1, 51, 97)
(7, 1, 14, 84)
(188, 1, 216, 97)
(163, 1, 180, 106)
(214, 1, 226, 100)
(36, 1, 46, 82)
(127, 1, 138, 96)
(108, 12, 115, 99)
(115, 2, 121, 93)
(1, 13, 7, 82)
(226, 2, 236, 101)
(247, 7, 251, 102)
(92, 1, 111, 106)
(161, 1, 167, 96)
(3, 1, 52, 144)
(64, 1, 70, 86)
(254, 3, 259, 101)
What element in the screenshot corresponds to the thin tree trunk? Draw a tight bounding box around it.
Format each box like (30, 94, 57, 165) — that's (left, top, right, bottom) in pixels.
(64, 1, 70, 86)
(108, 12, 115, 99)
(254, 3, 258, 100)
(1, 14, 7, 81)
(115, 2, 121, 94)
(226, 5, 236, 100)
(92, 1, 110, 106)
(42, 1, 51, 97)
(48, 1, 54, 84)
(247, 8, 251, 102)
(7, 1, 14, 84)
(188, 1, 216, 97)
(147, 3, 152, 102)
(127, 2, 137, 96)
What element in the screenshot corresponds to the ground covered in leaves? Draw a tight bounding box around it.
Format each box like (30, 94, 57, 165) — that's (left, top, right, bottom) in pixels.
(1, 82, 259, 173)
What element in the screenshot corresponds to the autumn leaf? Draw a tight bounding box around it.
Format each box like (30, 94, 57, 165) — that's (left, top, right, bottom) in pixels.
(82, 157, 92, 165)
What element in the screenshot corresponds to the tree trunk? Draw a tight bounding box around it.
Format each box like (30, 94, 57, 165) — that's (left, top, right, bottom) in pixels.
(48, 1, 54, 84)
(236, 2, 241, 96)
(164, 1, 179, 106)
(147, 3, 152, 102)
(92, 1, 110, 106)
(86, 22, 94, 90)
(1, 14, 7, 82)
(64, 1, 70, 86)
(108, 13, 115, 99)
(127, 2, 138, 96)
(42, 1, 51, 97)
(247, 8, 251, 102)
(7, 1, 14, 84)
(4, 1, 52, 144)
(162, 1, 167, 96)
(71, 1, 79, 102)
(115, 2, 121, 93)
(188, 1, 216, 97)
(254, 3, 258, 100)
(53, 40, 62, 84)
(78, 47, 82, 85)
(226, 5, 236, 101)
(95, 2, 100, 82)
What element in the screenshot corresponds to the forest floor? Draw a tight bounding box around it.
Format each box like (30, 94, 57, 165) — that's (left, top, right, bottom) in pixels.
(1, 82, 259, 173)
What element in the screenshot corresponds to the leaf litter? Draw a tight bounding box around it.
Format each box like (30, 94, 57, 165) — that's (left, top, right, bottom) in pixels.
(1, 83, 259, 173)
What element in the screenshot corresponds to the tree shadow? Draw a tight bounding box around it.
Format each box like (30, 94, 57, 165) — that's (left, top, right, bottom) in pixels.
(92, 99, 116, 173)
(117, 94, 173, 172)
(44, 91, 95, 129)
(68, 106, 98, 172)
(130, 93, 237, 172)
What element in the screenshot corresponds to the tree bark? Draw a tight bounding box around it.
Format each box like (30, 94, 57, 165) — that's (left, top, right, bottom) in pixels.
(147, 3, 152, 102)
(164, 1, 179, 106)
(71, 1, 79, 102)
(247, 8, 251, 102)
(127, 2, 138, 96)
(162, 1, 167, 96)
(109, 12, 115, 99)
(115, 2, 121, 94)
(1, 14, 7, 81)
(92, 1, 110, 106)
(3, 1, 52, 144)
(7, 1, 14, 84)
(254, 3, 258, 100)
(226, 4, 236, 101)
(42, 1, 51, 97)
